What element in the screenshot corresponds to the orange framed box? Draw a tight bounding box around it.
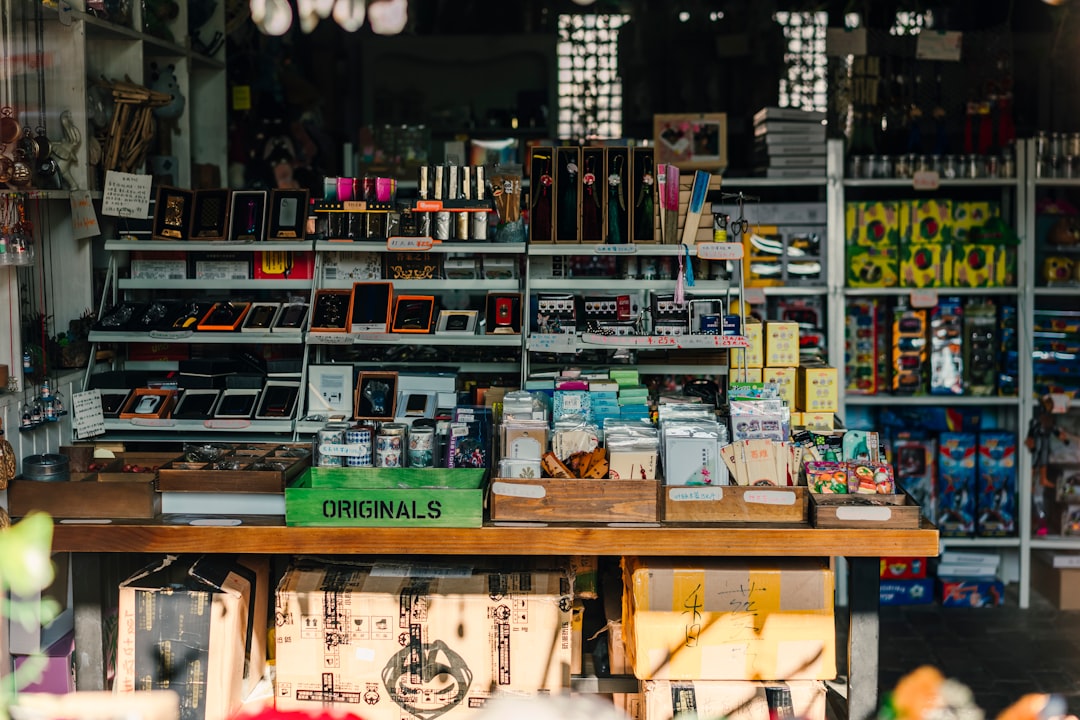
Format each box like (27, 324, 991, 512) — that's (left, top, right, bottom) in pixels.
(118, 389, 176, 419)
(310, 289, 352, 332)
(348, 281, 394, 333)
(196, 302, 251, 331)
(391, 295, 436, 333)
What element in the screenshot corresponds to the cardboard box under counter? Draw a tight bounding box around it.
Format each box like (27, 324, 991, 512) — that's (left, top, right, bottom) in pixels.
(641, 680, 826, 720)
(274, 561, 571, 716)
(622, 557, 835, 681)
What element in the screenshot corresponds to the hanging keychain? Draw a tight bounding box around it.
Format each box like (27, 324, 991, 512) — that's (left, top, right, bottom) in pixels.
(635, 155, 654, 241)
(607, 154, 625, 244)
(530, 154, 552, 241)
(581, 155, 601, 240)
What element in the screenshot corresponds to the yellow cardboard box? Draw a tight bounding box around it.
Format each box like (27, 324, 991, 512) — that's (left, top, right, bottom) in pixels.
(802, 412, 835, 431)
(275, 562, 572, 717)
(797, 364, 839, 413)
(765, 322, 800, 367)
(642, 680, 826, 720)
(845, 201, 900, 247)
(622, 557, 835, 681)
(729, 322, 763, 368)
(728, 368, 763, 388)
(763, 367, 796, 407)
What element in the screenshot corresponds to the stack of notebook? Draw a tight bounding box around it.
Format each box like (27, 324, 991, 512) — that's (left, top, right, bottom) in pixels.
(753, 107, 827, 178)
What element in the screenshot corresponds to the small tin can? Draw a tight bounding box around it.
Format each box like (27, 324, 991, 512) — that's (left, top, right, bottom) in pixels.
(408, 426, 436, 468)
(345, 425, 373, 468)
(317, 427, 344, 467)
(376, 446, 401, 468)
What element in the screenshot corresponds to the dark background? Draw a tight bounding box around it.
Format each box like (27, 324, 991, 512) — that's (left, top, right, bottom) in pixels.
(223, 0, 1080, 184)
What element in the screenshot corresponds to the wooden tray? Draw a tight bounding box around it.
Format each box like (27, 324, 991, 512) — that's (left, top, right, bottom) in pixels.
(156, 444, 311, 493)
(286, 472, 482, 527)
(809, 491, 921, 529)
(489, 478, 659, 523)
(8, 474, 159, 519)
(660, 484, 807, 523)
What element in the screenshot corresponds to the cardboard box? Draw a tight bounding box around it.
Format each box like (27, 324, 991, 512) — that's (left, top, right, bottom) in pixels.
(938, 433, 977, 537)
(641, 680, 826, 720)
(13, 692, 180, 720)
(762, 367, 796, 407)
(253, 250, 315, 280)
(321, 251, 382, 281)
(938, 578, 1004, 608)
(764, 322, 800, 367)
(274, 562, 572, 717)
(1032, 554, 1080, 610)
(879, 579, 934, 606)
(845, 201, 900, 247)
(901, 199, 953, 244)
(801, 413, 834, 431)
(9, 553, 73, 654)
(729, 322, 763, 368)
(622, 557, 835, 681)
(572, 601, 585, 675)
(880, 557, 928, 580)
(977, 431, 1017, 537)
(796, 364, 838, 413)
(14, 631, 76, 694)
(116, 555, 269, 720)
(847, 246, 899, 288)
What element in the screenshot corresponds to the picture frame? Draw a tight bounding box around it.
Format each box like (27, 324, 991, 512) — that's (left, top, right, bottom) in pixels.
(213, 389, 261, 419)
(485, 292, 522, 334)
(355, 371, 398, 421)
(268, 189, 309, 240)
(398, 390, 436, 418)
(190, 189, 231, 240)
(654, 113, 728, 171)
(255, 380, 300, 420)
(227, 190, 268, 242)
(152, 186, 194, 240)
(348, 281, 393, 333)
(306, 365, 354, 419)
(391, 295, 436, 333)
(435, 309, 478, 335)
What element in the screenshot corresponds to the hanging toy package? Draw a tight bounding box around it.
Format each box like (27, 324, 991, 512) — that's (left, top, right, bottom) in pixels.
(489, 163, 524, 243)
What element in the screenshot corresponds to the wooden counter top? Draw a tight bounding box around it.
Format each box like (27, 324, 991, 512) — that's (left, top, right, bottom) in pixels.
(52, 519, 940, 556)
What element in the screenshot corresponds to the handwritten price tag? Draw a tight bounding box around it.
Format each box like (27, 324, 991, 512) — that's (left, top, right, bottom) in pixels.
(319, 443, 365, 457)
(593, 244, 637, 255)
(912, 170, 941, 190)
(309, 332, 356, 345)
(101, 170, 152, 218)
(744, 489, 797, 506)
(149, 330, 193, 340)
(696, 242, 743, 260)
(72, 389, 106, 439)
(668, 486, 724, 502)
(910, 290, 939, 308)
(342, 201, 366, 212)
(129, 418, 176, 427)
(529, 333, 577, 353)
(387, 236, 435, 251)
(69, 190, 101, 240)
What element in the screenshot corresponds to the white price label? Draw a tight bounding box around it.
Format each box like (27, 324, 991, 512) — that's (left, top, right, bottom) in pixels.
(101, 170, 152, 218)
(387, 236, 435, 251)
(744, 490, 797, 506)
(836, 505, 893, 522)
(743, 287, 767, 305)
(491, 481, 546, 499)
(129, 418, 175, 427)
(913, 170, 941, 190)
(149, 330, 193, 340)
(319, 443, 365, 457)
(530, 333, 577, 353)
(204, 419, 253, 429)
(593, 244, 637, 255)
(910, 290, 939, 308)
(916, 31, 962, 61)
(668, 486, 724, 502)
(696, 242, 743, 260)
(70, 190, 101, 239)
(310, 332, 356, 345)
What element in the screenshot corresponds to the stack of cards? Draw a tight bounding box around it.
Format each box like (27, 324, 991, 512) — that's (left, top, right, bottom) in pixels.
(720, 439, 802, 486)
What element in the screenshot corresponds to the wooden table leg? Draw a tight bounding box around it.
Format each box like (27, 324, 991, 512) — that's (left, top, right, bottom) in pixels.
(846, 557, 880, 720)
(72, 552, 105, 691)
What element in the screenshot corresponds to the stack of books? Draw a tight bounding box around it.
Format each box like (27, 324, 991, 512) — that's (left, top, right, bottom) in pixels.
(753, 107, 827, 178)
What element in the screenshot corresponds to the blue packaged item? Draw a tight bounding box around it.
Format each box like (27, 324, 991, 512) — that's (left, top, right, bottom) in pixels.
(977, 431, 1017, 536)
(880, 579, 934, 606)
(937, 432, 977, 537)
(938, 578, 1004, 607)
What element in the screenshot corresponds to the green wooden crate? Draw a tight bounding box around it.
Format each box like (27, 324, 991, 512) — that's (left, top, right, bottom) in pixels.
(285, 472, 484, 527)
(302, 467, 486, 490)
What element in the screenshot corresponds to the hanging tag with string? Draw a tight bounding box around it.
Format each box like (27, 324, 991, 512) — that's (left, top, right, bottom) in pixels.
(675, 243, 695, 305)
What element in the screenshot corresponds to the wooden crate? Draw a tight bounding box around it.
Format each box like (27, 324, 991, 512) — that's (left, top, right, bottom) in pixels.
(660, 484, 807, 523)
(8, 474, 159, 519)
(489, 478, 659, 523)
(286, 468, 483, 527)
(810, 491, 921, 529)
(157, 445, 310, 493)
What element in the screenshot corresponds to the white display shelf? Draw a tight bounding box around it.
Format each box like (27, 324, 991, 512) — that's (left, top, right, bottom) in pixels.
(940, 537, 1022, 549)
(1030, 536, 1080, 551)
(843, 177, 1018, 188)
(102, 418, 294, 434)
(105, 240, 313, 253)
(1032, 178, 1080, 188)
(845, 395, 1021, 406)
(306, 332, 522, 347)
(1034, 286, 1080, 297)
(720, 176, 828, 188)
(118, 279, 313, 290)
(531, 362, 729, 375)
(528, 244, 704, 257)
(530, 278, 733, 292)
(88, 330, 304, 345)
(347, 361, 520, 372)
(315, 241, 526, 254)
(844, 287, 1019, 296)
(320, 279, 517, 291)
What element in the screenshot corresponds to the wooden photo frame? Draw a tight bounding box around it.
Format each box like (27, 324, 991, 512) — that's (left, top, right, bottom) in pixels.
(435, 309, 478, 335)
(391, 295, 436, 333)
(355, 371, 398, 421)
(654, 113, 728, 170)
(152, 186, 194, 240)
(268, 189, 309, 240)
(190, 188, 231, 240)
(227, 190, 268, 242)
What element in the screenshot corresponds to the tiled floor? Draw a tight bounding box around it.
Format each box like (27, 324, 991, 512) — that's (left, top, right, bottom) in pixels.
(839, 588, 1080, 719)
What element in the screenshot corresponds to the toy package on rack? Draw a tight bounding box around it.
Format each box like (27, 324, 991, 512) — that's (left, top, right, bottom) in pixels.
(937, 432, 977, 536)
(977, 431, 1017, 536)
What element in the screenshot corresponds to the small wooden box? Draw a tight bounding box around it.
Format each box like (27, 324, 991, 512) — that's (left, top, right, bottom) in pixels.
(8, 474, 159, 519)
(489, 478, 659, 523)
(809, 491, 922, 529)
(157, 445, 310, 494)
(660, 484, 807, 523)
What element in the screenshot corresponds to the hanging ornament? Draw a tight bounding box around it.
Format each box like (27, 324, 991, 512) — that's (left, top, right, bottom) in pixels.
(333, 0, 366, 31)
(368, 0, 407, 34)
(250, 0, 293, 35)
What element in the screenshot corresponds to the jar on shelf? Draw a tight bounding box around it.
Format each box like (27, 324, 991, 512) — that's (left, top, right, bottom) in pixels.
(963, 154, 982, 179)
(942, 155, 960, 179)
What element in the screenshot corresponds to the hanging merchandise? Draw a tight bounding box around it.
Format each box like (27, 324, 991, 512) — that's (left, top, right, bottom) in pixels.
(32, 0, 58, 187)
(9, 196, 34, 266)
(606, 155, 625, 244)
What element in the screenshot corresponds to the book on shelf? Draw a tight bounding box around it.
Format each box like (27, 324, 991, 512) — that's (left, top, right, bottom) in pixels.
(754, 120, 828, 137)
(753, 106, 827, 125)
(756, 128, 827, 145)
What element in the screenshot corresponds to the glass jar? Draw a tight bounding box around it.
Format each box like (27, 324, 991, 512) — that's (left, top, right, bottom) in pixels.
(848, 155, 867, 179)
(894, 154, 912, 179)
(964, 154, 982, 179)
(942, 155, 960, 179)
(1035, 131, 1050, 159)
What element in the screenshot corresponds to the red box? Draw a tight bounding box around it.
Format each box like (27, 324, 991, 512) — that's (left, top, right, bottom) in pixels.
(880, 557, 928, 580)
(253, 250, 315, 280)
(127, 343, 190, 362)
